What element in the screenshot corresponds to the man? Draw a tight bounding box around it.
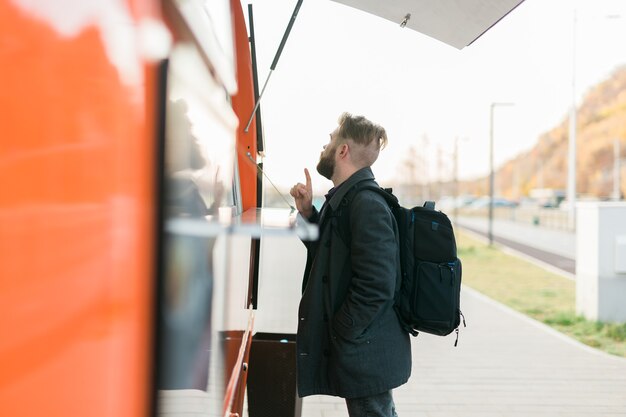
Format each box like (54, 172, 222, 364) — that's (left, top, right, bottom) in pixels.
(290, 113, 411, 417)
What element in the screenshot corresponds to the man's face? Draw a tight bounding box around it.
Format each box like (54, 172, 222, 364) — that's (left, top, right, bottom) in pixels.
(316, 130, 339, 180)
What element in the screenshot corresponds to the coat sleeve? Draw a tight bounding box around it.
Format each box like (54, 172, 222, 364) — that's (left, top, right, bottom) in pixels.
(332, 192, 398, 341)
(300, 206, 320, 251)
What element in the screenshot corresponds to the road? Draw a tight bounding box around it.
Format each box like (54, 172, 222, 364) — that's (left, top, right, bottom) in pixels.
(455, 216, 576, 276)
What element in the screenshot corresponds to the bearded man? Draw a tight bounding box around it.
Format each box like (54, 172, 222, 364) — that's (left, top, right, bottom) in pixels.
(290, 112, 411, 417)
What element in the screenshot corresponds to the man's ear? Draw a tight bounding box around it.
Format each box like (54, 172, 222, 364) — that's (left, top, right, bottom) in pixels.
(338, 143, 349, 159)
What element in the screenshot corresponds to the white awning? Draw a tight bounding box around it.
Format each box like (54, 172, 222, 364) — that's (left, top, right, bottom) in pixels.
(331, 0, 525, 49)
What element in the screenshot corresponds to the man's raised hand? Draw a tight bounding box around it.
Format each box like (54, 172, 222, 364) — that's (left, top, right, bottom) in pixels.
(289, 168, 313, 219)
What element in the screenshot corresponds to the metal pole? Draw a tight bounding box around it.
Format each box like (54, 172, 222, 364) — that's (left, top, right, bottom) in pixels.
(422, 134, 430, 201)
(244, 0, 304, 133)
(489, 105, 494, 246)
(453, 137, 459, 226)
(248, 4, 265, 155)
(437, 145, 443, 201)
(567, 9, 577, 229)
(489, 103, 514, 246)
(614, 138, 621, 200)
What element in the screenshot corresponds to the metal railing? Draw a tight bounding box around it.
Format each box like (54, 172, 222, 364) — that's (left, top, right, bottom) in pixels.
(458, 207, 574, 232)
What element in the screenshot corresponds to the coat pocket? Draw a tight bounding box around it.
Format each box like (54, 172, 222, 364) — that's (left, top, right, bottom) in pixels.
(331, 313, 371, 345)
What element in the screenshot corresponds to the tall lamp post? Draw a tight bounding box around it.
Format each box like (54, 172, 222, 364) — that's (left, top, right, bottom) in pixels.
(453, 137, 459, 226)
(614, 138, 624, 201)
(568, 12, 622, 225)
(489, 102, 514, 246)
(452, 136, 469, 227)
(567, 9, 578, 230)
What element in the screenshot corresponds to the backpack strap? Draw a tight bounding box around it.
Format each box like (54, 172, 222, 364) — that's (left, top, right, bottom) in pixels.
(333, 183, 399, 246)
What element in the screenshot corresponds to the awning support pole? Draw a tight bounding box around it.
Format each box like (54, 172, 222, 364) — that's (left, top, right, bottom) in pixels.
(244, 0, 304, 133)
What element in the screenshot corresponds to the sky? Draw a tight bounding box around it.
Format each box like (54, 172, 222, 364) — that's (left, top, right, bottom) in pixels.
(243, 0, 626, 193)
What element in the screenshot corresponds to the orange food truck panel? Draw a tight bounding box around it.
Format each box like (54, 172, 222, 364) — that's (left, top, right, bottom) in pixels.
(0, 1, 159, 416)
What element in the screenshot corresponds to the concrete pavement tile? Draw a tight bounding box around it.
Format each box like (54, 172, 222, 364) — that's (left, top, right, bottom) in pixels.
(294, 288, 626, 417)
(321, 411, 347, 417)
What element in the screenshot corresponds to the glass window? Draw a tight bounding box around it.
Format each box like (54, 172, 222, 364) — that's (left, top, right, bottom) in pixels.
(157, 42, 238, 411)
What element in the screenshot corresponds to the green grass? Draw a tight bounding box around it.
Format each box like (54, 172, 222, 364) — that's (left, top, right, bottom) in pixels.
(458, 232, 626, 357)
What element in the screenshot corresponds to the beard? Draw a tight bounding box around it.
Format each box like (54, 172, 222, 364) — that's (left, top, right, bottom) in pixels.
(316, 150, 335, 180)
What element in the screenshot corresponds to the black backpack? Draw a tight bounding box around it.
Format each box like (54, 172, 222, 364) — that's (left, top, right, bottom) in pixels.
(335, 183, 466, 345)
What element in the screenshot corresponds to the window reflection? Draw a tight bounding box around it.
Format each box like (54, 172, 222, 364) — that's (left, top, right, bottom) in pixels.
(164, 98, 225, 218)
(160, 98, 216, 390)
(158, 43, 238, 399)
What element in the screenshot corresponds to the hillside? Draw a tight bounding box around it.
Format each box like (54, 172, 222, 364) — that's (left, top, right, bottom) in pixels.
(462, 65, 626, 200)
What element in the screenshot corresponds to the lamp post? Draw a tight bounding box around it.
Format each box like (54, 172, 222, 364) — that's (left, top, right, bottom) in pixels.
(567, 9, 577, 230)
(489, 102, 514, 246)
(568, 12, 622, 225)
(614, 138, 623, 201)
(452, 136, 469, 227)
(454, 137, 459, 226)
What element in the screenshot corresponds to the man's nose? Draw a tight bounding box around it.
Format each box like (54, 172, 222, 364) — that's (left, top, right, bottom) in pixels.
(323, 144, 327, 150)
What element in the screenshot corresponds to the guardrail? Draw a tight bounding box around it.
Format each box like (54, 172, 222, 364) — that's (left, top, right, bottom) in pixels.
(457, 207, 574, 232)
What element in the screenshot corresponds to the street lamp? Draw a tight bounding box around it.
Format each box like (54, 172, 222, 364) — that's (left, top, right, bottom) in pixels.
(452, 136, 469, 227)
(489, 102, 514, 246)
(568, 12, 623, 226)
(567, 9, 577, 230)
(614, 138, 624, 201)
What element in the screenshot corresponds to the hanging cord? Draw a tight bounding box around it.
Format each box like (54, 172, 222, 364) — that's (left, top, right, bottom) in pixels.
(245, 152, 295, 211)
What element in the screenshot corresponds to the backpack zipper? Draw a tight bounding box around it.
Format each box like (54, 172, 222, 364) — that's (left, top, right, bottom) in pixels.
(447, 262, 455, 285)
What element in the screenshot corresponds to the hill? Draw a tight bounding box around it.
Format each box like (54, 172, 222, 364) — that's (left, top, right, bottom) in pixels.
(462, 65, 626, 200)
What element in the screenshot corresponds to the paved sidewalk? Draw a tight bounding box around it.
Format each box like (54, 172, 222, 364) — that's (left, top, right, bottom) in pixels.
(256, 233, 626, 417)
(301, 287, 626, 417)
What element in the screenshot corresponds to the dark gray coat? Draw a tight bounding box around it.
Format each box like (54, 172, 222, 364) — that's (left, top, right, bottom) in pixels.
(296, 167, 412, 399)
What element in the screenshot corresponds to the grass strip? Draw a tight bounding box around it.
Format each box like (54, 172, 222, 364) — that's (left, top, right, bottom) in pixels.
(457, 231, 626, 357)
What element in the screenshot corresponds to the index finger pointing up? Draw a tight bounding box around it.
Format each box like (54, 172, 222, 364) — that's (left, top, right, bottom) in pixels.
(304, 168, 312, 191)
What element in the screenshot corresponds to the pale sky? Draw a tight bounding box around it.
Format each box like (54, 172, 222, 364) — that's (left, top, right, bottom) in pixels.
(244, 0, 626, 193)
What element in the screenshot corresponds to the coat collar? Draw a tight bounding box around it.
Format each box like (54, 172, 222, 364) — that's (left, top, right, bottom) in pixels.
(327, 167, 376, 212)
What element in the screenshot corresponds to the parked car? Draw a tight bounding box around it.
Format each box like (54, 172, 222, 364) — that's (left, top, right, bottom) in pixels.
(467, 196, 518, 210)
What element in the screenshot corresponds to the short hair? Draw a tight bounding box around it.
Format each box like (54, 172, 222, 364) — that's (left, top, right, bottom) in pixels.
(336, 112, 387, 168)
(336, 112, 388, 150)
